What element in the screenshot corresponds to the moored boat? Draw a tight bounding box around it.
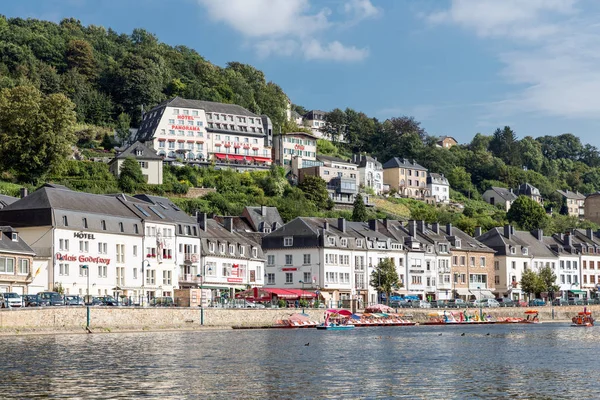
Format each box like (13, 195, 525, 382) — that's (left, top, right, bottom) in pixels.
(571, 308, 594, 327)
(316, 309, 355, 330)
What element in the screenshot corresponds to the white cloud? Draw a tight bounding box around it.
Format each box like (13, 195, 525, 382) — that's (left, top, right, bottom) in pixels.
(427, 0, 600, 120)
(197, 0, 375, 62)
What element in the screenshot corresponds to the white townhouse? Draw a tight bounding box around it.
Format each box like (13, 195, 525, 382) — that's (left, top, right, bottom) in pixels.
(0, 185, 145, 299)
(131, 195, 200, 293)
(352, 154, 384, 195)
(197, 213, 265, 303)
(262, 217, 405, 307)
(544, 233, 581, 299)
(134, 97, 273, 170)
(477, 225, 531, 300)
(427, 173, 450, 204)
(572, 229, 600, 298)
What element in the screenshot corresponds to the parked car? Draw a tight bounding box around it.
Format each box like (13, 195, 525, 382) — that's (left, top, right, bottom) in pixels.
(411, 300, 431, 308)
(568, 297, 585, 306)
(1, 292, 22, 308)
(151, 297, 175, 307)
(446, 299, 467, 308)
(390, 300, 410, 308)
(495, 298, 516, 307)
(430, 300, 447, 308)
(241, 300, 265, 309)
(96, 296, 119, 306)
(552, 298, 569, 306)
(478, 298, 500, 308)
(64, 295, 84, 306)
(37, 291, 64, 306)
(528, 299, 546, 306)
(23, 294, 40, 307)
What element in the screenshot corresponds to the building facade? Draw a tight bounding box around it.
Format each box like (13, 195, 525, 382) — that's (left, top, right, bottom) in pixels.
(482, 187, 518, 211)
(584, 192, 600, 224)
(0, 226, 36, 295)
(557, 190, 585, 219)
(302, 110, 327, 139)
(427, 173, 450, 204)
(352, 154, 383, 195)
(135, 97, 273, 170)
(109, 141, 163, 185)
(382, 158, 429, 199)
(298, 155, 361, 205)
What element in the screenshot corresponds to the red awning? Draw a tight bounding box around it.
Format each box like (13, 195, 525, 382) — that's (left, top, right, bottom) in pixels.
(214, 153, 227, 160)
(254, 157, 272, 162)
(234, 288, 318, 301)
(286, 289, 317, 299)
(168, 139, 176, 142)
(245, 156, 254, 162)
(230, 155, 244, 161)
(177, 139, 185, 143)
(187, 140, 195, 143)
(196, 140, 204, 144)
(158, 138, 166, 142)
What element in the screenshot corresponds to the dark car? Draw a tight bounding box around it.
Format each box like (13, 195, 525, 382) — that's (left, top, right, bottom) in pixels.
(151, 297, 175, 307)
(552, 298, 568, 306)
(495, 298, 516, 307)
(96, 296, 119, 306)
(23, 294, 40, 307)
(37, 291, 64, 306)
(446, 299, 466, 308)
(568, 297, 585, 306)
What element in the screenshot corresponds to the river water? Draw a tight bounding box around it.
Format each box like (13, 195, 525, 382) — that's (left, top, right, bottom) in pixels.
(0, 323, 597, 399)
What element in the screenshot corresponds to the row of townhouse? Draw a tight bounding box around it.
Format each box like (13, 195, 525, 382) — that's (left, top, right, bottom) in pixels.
(476, 225, 600, 300)
(0, 185, 266, 304)
(261, 218, 496, 305)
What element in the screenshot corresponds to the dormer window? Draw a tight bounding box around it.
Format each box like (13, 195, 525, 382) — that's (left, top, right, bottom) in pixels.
(510, 246, 516, 255)
(135, 149, 143, 156)
(229, 244, 235, 254)
(11, 233, 17, 241)
(356, 239, 363, 247)
(340, 238, 348, 247)
(284, 237, 293, 247)
(328, 237, 335, 245)
(252, 247, 258, 258)
(101, 220, 107, 230)
(119, 222, 124, 232)
(522, 248, 528, 255)
(219, 243, 225, 254)
(82, 218, 88, 228)
(209, 242, 215, 253)
(264, 227, 271, 234)
(63, 216, 68, 226)
(239, 246, 245, 256)
(455, 239, 461, 248)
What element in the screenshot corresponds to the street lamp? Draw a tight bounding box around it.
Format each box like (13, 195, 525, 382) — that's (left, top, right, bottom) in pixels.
(299, 280, 305, 313)
(81, 265, 90, 328)
(196, 271, 204, 326)
(478, 286, 483, 320)
(142, 260, 151, 307)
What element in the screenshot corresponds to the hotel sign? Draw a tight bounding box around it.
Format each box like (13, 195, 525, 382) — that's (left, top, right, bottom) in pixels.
(227, 277, 243, 283)
(56, 253, 111, 265)
(74, 232, 95, 240)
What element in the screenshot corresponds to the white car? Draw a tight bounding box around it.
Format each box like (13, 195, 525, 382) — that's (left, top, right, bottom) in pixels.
(2, 292, 22, 308)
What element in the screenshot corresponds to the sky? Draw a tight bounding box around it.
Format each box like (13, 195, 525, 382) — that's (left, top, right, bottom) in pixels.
(3, 0, 600, 145)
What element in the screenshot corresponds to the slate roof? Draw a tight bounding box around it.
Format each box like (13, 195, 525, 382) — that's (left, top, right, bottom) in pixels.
(382, 157, 427, 171)
(427, 173, 449, 185)
(557, 189, 586, 200)
(352, 154, 382, 168)
(243, 206, 284, 232)
(476, 227, 529, 256)
(199, 218, 264, 259)
(0, 226, 35, 255)
(437, 136, 458, 144)
(438, 225, 494, 253)
(316, 154, 353, 165)
(112, 141, 162, 161)
(303, 110, 327, 120)
(513, 231, 556, 258)
(485, 187, 518, 202)
(0, 194, 18, 209)
(516, 183, 540, 196)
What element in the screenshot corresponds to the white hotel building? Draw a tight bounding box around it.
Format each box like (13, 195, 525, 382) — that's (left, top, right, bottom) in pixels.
(134, 97, 273, 170)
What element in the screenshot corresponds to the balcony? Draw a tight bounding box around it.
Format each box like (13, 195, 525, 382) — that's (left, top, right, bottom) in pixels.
(328, 177, 358, 195)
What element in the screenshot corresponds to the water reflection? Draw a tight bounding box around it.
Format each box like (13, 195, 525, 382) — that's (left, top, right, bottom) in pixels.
(0, 324, 598, 399)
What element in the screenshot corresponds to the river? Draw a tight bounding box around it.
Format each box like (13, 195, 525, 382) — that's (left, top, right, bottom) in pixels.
(0, 323, 597, 399)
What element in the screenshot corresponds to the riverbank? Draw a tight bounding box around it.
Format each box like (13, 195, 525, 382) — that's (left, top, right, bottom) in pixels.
(0, 305, 592, 336)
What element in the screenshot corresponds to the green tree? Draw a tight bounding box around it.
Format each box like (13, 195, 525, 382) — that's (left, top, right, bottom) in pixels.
(507, 196, 548, 231)
(370, 258, 401, 305)
(118, 157, 145, 192)
(298, 175, 330, 210)
(65, 39, 97, 79)
(0, 85, 76, 183)
(520, 269, 545, 299)
(352, 193, 368, 222)
(115, 112, 131, 145)
(538, 265, 559, 297)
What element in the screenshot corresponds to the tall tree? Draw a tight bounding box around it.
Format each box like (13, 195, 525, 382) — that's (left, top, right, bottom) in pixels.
(520, 269, 545, 299)
(321, 108, 347, 143)
(370, 258, 401, 305)
(115, 112, 131, 144)
(298, 175, 330, 210)
(489, 126, 521, 166)
(0, 85, 76, 182)
(352, 193, 368, 222)
(118, 157, 145, 192)
(65, 39, 97, 79)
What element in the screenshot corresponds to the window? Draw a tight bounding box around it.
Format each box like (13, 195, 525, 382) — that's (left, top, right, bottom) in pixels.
(146, 270, 156, 285)
(133, 268, 138, 280)
(512, 261, 516, 269)
(219, 244, 225, 254)
(267, 255, 275, 265)
(328, 237, 335, 245)
(59, 263, 69, 276)
(494, 261, 499, 270)
(98, 242, 107, 254)
(19, 259, 29, 274)
(303, 272, 311, 283)
(285, 272, 293, 284)
(82, 218, 88, 228)
(356, 239, 363, 247)
(116, 244, 125, 263)
(470, 257, 475, 266)
(101, 220, 106, 230)
(340, 238, 347, 247)
(522, 248, 528, 255)
(163, 270, 172, 285)
(59, 239, 70, 251)
(62, 216, 68, 226)
(453, 256, 458, 265)
(79, 241, 89, 253)
(285, 255, 293, 265)
(284, 237, 293, 247)
(97, 265, 107, 278)
(209, 242, 215, 253)
(267, 273, 275, 284)
(303, 254, 311, 265)
(229, 244, 235, 255)
(460, 256, 465, 266)
(119, 222, 124, 233)
(252, 247, 258, 258)
(510, 247, 516, 255)
(79, 265, 88, 277)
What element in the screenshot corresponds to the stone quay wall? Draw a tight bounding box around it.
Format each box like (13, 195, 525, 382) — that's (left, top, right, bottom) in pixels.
(0, 306, 595, 333)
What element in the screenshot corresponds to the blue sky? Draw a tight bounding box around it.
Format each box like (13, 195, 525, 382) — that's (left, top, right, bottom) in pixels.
(4, 0, 600, 145)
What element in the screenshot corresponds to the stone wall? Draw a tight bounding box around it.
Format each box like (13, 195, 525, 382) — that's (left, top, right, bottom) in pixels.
(184, 187, 217, 198)
(0, 306, 595, 332)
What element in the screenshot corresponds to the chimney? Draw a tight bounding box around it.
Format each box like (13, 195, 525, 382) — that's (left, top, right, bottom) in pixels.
(532, 229, 543, 241)
(224, 216, 233, 232)
(197, 212, 207, 232)
(383, 218, 389, 229)
(474, 226, 482, 237)
(587, 228, 594, 240)
(368, 219, 377, 231)
(504, 225, 512, 240)
(408, 220, 417, 237)
(323, 221, 329, 231)
(432, 222, 439, 235)
(261, 205, 267, 216)
(565, 233, 572, 247)
(19, 188, 28, 198)
(446, 223, 453, 236)
(338, 217, 346, 233)
(417, 220, 425, 232)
